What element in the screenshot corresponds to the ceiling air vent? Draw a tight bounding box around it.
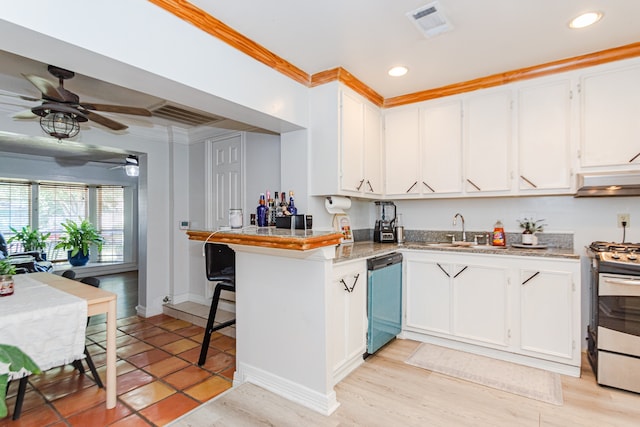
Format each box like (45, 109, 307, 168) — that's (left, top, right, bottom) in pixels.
(407, 1, 453, 38)
(150, 103, 225, 127)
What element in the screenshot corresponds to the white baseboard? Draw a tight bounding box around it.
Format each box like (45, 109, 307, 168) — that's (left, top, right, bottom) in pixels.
(234, 362, 340, 416)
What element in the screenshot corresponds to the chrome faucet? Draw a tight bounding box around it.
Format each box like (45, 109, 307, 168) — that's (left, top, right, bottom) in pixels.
(453, 213, 466, 242)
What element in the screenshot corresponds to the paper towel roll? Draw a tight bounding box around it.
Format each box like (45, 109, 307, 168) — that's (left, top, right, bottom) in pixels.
(325, 196, 351, 214)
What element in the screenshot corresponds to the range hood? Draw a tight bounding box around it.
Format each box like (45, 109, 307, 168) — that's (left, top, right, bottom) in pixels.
(575, 172, 640, 197)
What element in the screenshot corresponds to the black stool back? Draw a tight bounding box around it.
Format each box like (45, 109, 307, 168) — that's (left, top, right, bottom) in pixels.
(198, 243, 236, 366)
(204, 242, 235, 282)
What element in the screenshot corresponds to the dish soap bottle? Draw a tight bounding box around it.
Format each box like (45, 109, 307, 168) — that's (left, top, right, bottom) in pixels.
(492, 220, 506, 246)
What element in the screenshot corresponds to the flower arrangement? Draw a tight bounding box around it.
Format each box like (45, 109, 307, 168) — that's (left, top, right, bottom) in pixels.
(518, 218, 546, 234)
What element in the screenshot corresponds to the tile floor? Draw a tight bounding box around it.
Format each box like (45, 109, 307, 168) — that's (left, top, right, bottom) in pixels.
(2, 314, 236, 426)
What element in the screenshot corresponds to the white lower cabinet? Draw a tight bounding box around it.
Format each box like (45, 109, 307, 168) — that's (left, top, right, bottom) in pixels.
(518, 265, 578, 365)
(453, 264, 508, 347)
(404, 250, 580, 374)
(328, 259, 367, 385)
(405, 252, 508, 348)
(405, 258, 452, 334)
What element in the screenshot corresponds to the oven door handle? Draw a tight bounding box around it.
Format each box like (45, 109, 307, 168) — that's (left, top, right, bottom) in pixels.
(603, 278, 640, 286)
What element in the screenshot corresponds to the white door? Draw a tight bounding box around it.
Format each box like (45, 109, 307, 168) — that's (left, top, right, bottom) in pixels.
(207, 134, 242, 230)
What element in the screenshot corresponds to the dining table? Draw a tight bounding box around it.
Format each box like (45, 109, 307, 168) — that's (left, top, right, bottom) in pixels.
(0, 272, 118, 409)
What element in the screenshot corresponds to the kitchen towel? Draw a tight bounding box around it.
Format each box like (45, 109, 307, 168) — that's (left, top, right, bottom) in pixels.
(325, 196, 351, 214)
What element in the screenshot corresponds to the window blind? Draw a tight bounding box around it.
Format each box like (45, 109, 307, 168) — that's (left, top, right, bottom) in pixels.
(0, 181, 31, 251)
(97, 186, 125, 262)
(38, 183, 88, 261)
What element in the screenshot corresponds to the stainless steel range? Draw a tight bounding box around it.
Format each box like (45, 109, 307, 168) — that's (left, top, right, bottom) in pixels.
(587, 241, 640, 394)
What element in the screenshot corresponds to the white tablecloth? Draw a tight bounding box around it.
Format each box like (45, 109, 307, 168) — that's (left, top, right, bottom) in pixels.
(0, 275, 87, 378)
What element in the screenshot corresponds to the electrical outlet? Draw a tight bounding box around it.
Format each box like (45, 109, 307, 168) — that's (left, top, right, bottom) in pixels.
(617, 213, 630, 228)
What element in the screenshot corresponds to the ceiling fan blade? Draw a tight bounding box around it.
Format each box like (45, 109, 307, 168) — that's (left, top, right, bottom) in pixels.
(12, 109, 38, 119)
(82, 103, 152, 116)
(0, 91, 41, 102)
(85, 110, 128, 131)
(21, 73, 66, 102)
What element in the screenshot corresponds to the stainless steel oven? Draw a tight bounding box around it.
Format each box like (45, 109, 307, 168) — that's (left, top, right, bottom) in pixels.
(588, 242, 640, 394)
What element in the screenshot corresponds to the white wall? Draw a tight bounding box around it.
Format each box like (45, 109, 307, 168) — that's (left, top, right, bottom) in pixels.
(0, 2, 316, 316)
(390, 196, 640, 250)
(0, 1, 309, 133)
(245, 132, 281, 219)
(184, 131, 282, 305)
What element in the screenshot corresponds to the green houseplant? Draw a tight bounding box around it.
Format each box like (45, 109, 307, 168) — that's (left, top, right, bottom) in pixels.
(54, 219, 104, 267)
(518, 217, 546, 245)
(0, 259, 16, 276)
(7, 226, 51, 253)
(0, 344, 41, 419)
(0, 259, 16, 297)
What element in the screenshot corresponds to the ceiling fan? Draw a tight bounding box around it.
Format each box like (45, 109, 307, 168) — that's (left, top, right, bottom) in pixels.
(11, 65, 152, 133)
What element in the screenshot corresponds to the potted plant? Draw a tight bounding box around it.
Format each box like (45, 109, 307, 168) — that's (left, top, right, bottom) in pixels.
(54, 219, 104, 267)
(0, 344, 41, 419)
(0, 259, 16, 297)
(7, 226, 51, 257)
(518, 218, 546, 245)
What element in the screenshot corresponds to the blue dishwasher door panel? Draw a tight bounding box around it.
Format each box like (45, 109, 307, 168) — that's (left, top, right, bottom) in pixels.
(367, 262, 402, 354)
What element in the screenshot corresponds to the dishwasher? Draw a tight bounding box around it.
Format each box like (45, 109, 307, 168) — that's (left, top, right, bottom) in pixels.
(366, 252, 403, 355)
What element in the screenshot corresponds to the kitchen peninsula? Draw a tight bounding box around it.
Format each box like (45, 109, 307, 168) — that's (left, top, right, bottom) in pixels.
(187, 227, 346, 415)
(188, 227, 582, 415)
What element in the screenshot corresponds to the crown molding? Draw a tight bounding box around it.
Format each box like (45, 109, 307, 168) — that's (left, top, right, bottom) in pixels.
(149, 1, 640, 110)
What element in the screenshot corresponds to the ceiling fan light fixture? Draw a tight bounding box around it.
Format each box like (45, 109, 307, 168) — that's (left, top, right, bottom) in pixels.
(388, 66, 409, 77)
(124, 155, 139, 177)
(39, 111, 81, 140)
(569, 11, 603, 29)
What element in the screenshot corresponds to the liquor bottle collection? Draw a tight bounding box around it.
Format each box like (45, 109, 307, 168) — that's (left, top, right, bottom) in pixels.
(256, 190, 297, 227)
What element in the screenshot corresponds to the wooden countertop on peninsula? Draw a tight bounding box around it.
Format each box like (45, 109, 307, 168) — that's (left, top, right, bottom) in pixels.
(187, 227, 343, 251)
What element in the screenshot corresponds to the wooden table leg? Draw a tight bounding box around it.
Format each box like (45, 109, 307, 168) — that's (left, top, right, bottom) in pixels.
(106, 298, 117, 408)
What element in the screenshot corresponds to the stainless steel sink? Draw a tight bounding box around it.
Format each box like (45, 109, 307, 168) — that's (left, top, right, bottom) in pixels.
(424, 242, 504, 250)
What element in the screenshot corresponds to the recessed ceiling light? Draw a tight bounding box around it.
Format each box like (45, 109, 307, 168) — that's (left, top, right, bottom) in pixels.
(569, 11, 603, 29)
(388, 66, 408, 77)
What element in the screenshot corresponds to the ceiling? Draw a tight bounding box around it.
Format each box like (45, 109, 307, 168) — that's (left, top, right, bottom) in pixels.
(0, 0, 639, 163)
(191, 0, 640, 98)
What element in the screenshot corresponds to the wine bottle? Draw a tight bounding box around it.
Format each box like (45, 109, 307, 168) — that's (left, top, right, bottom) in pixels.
(288, 191, 297, 215)
(256, 193, 268, 227)
(274, 191, 282, 217)
(280, 191, 289, 215)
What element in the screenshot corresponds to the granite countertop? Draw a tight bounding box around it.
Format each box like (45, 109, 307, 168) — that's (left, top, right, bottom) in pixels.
(187, 227, 343, 251)
(334, 241, 580, 263)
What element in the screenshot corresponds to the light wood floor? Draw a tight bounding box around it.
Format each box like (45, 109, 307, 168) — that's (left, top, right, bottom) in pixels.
(171, 339, 640, 427)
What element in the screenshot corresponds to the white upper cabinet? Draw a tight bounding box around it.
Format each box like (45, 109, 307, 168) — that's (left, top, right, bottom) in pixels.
(464, 88, 512, 194)
(309, 83, 382, 197)
(363, 103, 382, 195)
(341, 90, 366, 193)
(421, 100, 463, 194)
(581, 62, 640, 169)
(384, 106, 421, 196)
(517, 78, 574, 192)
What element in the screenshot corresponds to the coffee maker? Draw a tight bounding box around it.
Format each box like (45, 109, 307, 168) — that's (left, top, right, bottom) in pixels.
(374, 201, 396, 243)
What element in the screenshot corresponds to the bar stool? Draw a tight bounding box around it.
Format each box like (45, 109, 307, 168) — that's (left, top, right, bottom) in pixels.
(198, 243, 236, 366)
